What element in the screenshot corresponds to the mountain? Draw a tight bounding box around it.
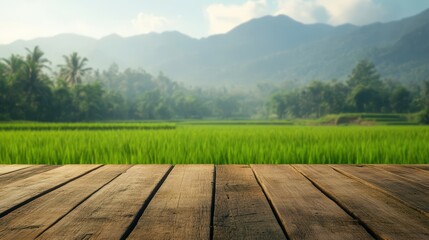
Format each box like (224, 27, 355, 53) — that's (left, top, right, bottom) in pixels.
(1, 9, 429, 87)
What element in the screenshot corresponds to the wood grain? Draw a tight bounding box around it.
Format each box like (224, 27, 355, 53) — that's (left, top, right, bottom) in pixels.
(334, 165, 429, 216)
(214, 165, 285, 240)
(0, 165, 100, 217)
(0, 165, 130, 240)
(371, 165, 429, 188)
(252, 165, 372, 240)
(128, 165, 214, 240)
(0, 165, 59, 186)
(37, 165, 172, 240)
(409, 164, 429, 172)
(0, 165, 31, 176)
(295, 165, 429, 240)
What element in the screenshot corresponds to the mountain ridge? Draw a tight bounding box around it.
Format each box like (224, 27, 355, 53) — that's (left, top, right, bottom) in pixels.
(1, 9, 429, 87)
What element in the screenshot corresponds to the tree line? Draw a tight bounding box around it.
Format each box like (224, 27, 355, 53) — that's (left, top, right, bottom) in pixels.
(1, 47, 428, 123)
(0, 47, 264, 121)
(270, 60, 429, 123)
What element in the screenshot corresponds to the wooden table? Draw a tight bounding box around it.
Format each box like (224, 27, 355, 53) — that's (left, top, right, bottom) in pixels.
(0, 164, 428, 239)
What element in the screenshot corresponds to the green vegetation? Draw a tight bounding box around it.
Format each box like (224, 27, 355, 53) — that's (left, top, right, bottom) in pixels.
(1, 124, 428, 165)
(270, 61, 428, 122)
(1, 48, 429, 124)
(0, 122, 175, 131)
(0, 47, 264, 121)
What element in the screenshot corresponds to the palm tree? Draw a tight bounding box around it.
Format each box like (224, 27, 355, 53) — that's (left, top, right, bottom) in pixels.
(24, 46, 51, 81)
(2, 54, 25, 79)
(22, 46, 52, 120)
(59, 52, 92, 86)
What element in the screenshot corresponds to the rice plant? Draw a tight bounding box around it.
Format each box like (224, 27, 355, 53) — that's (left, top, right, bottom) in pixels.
(0, 125, 428, 164)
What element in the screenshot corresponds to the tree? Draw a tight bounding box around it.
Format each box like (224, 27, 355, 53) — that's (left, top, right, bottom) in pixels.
(2, 55, 26, 118)
(348, 85, 383, 112)
(2, 47, 53, 120)
(271, 93, 287, 119)
(73, 82, 106, 121)
(51, 82, 75, 121)
(324, 80, 349, 113)
(22, 46, 53, 120)
(347, 60, 381, 88)
(420, 80, 429, 124)
(59, 52, 92, 86)
(24, 46, 51, 80)
(390, 86, 412, 113)
(0, 62, 9, 119)
(2, 54, 24, 79)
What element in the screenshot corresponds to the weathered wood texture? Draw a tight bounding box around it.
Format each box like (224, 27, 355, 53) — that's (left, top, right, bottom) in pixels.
(0, 164, 428, 240)
(38, 165, 171, 240)
(0, 165, 130, 240)
(409, 164, 429, 172)
(371, 165, 429, 188)
(295, 165, 429, 240)
(0, 165, 59, 186)
(214, 165, 285, 240)
(0, 165, 100, 217)
(334, 165, 429, 216)
(128, 165, 214, 240)
(252, 165, 372, 240)
(0, 165, 31, 176)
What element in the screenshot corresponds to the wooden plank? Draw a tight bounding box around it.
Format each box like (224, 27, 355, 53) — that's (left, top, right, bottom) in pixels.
(408, 164, 429, 172)
(334, 165, 429, 216)
(37, 165, 172, 240)
(213, 165, 285, 240)
(0, 165, 100, 217)
(0, 165, 130, 240)
(251, 165, 372, 240)
(127, 165, 214, 240)
(0, 165, 59, 186)
(295, 165, 429, 240)
(371, 165, 429, 188)
(0, 165, 31, 176)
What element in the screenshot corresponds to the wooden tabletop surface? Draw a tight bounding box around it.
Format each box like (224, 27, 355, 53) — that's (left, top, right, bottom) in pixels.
(0, 164, 428, 239)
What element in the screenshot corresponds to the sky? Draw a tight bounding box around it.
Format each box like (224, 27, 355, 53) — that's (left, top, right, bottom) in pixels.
(0, 0, 429, 44)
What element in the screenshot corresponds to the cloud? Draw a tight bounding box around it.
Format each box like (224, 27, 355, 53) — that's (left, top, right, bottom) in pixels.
(132, 13, 171, 34)
(276, 0, 328, 23)
(206, 0, 269, 35)
(319, 0, 386, 25)
(276, 0, 387, 25)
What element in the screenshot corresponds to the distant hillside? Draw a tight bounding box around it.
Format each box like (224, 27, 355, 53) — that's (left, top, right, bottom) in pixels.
(1, 8, 429, 87)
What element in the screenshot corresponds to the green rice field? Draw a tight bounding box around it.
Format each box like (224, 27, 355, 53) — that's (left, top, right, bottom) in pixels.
(0, 122, 176, 131)
(1, 123, 428, 165)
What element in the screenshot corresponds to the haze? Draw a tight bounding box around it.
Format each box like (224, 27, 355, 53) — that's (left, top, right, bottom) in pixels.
(1, 0, 429, 44)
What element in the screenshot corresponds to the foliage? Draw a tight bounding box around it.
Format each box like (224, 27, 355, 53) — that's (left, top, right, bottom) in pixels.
(0, 47, 267, 121)
(58, 52, 92, 85)
(270, 61, 424, 121)
(347, 60, 381, 88)
(419, 80, 429, 124)
(0, 47, 427, 122)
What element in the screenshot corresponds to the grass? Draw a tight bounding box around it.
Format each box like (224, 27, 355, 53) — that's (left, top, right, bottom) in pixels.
(1, 123, 428, 165)
(0, 122, 176, 131)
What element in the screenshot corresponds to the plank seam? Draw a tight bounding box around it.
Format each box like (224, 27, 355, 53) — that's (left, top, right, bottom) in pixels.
(331, 166, 428, 217)
(209, 165, 216, 240)
(250, 165, 289, 240)
(34, 165, 132, 238)
(291, 165, 381, 240)
(0, 166, 60, 186)
(367, 165, 429, 188)
(120, 165, 174, 240)
(0, 165, 104, 219)
(406, 165, 429, 174)
(0, 166, 32, 176)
